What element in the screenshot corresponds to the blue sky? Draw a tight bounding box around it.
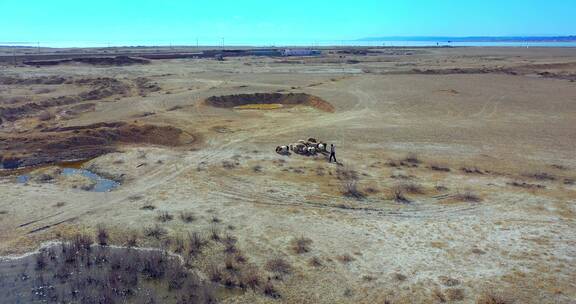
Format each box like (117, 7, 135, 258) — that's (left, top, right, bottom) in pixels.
(1, 0, 575, 45)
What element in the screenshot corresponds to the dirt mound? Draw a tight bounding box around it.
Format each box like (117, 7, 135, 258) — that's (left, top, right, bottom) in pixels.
(204, 93, 335, 112)
(0, 77, 133, 122)
(0, 76, 69, 85)
(1, 122, 196, 169)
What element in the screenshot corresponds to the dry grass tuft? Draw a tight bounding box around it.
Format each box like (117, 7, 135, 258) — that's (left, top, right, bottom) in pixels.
(292, 236, 313, 254)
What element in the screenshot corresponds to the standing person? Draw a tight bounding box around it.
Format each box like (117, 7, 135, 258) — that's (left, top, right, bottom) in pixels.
(329, 144, 337, 163)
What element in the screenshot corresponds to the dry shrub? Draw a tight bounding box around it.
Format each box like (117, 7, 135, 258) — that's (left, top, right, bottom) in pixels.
(179, 211, 196, 223)
(35, 250, 47, 270)
(167, 263, 188, 290)
(97, 225, 109, 246)
(239, 267, 261, 290)
(337, 166, 365, 199)
(432, 288, 447, 303)
(337, 254, 354, 264)
(292, 236, 313, 254)
(403, 153, 421, 164)
(309, 256, 323, 267)
(140, 203, 156, 210)
(399, 182, 425, 194)
(340, 178, 366, 200)
(391, 186, 411, 204)
(454, 191, 481, 202)
(429, 164, 451, 172)
(234, 251, 247, 264)
(224, 255, 238, 272)
(526, 172, 555, 181)
(156, 211, 174, 222)
(72, 233, 93, 251)
(461, 167, 484, 174)
(222, 234, 237, 254)
(144, 225, 167, 239)
(173, 234, 185, 253)
(446, 288, 465, 301)
(208, 264, 223, 282)
(123, 232, 139, 248)
(393, 273, 407, 281)
(188, 232, 208, 256)
(476, 291, 515, 304)
(209, 224, 221, 241)
(265, 257, 292, 275)
(264, 281, 281, 298)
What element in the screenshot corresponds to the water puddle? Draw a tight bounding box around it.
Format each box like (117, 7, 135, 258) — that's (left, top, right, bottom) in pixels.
(16, 165, 120, 192)
(60, 167, 120, 192)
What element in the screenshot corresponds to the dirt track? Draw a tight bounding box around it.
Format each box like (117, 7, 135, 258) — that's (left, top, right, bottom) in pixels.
(1, 47, 575, 303)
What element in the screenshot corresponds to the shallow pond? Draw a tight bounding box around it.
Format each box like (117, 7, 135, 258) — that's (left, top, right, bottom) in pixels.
(17, 166, 120, 192)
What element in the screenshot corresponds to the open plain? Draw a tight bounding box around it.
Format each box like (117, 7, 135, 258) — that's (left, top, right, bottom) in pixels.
(1, 46, 575, 303)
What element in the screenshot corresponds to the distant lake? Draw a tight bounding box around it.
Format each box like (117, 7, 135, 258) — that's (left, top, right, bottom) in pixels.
(2, 39, 576, 48)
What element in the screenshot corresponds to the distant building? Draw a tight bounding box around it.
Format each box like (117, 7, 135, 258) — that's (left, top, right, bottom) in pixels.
(281, 49, 321, 56)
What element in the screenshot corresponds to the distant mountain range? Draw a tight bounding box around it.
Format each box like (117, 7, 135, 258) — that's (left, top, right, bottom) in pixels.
(357, 36, 576, 42)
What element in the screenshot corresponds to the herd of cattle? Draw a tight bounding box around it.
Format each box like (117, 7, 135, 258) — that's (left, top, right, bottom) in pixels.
(276, 138, 327, 156)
